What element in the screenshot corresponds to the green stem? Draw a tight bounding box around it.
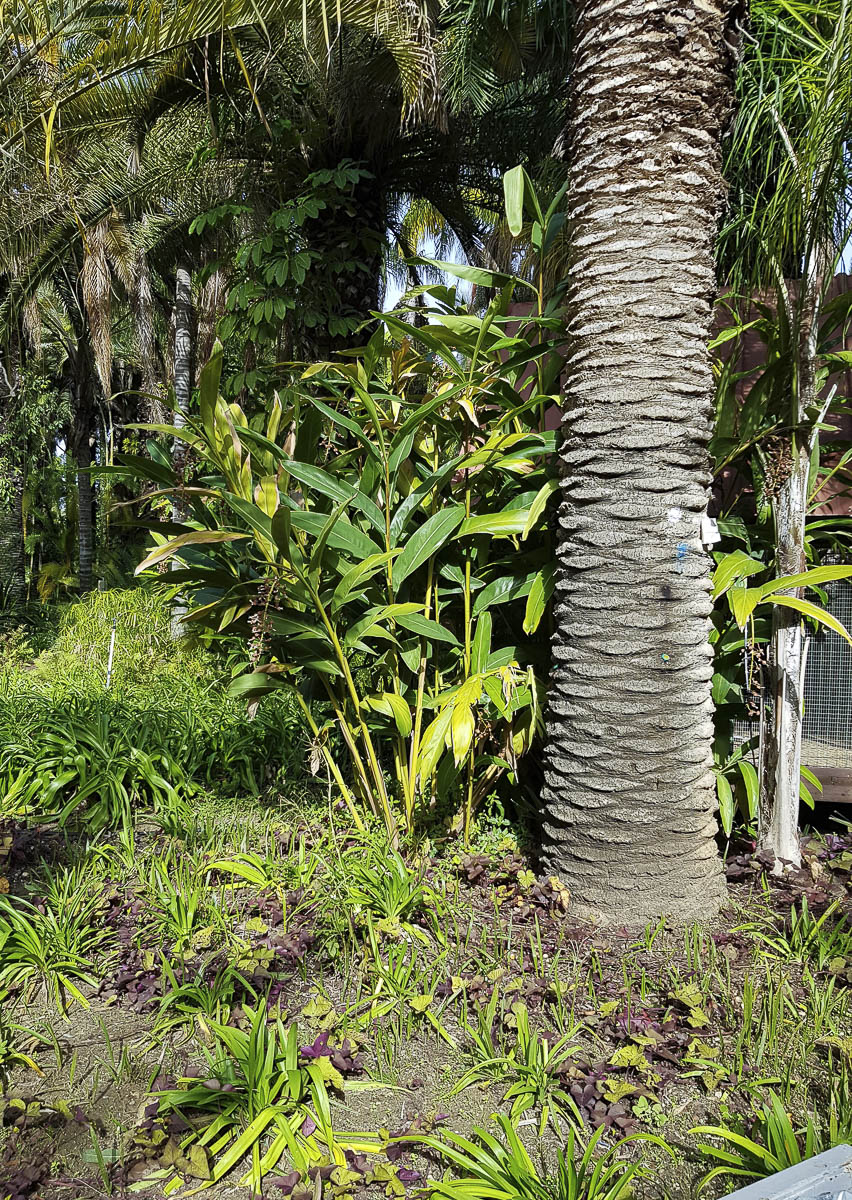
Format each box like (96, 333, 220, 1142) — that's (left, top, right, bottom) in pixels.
(462, 467, 474, 843)
(311, 585, 399, 844)
(407, 555, 435, 821)
(319, 678, 378, 818)
(380, 451, 413, 830)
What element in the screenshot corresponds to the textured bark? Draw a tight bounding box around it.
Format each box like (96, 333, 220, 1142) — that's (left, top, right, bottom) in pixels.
(134, 248, 167, 425)
(0, 348, 26, 606)
(171, 265, 193, 639)
(76, 433, 95, 595)
(542, 0, 736, 923)
(173, 264, 193, 431)
(759, 447, 808, 867)
(0, 467, 26, 607)
(71, 367, 96, 596)
(196, 265, 226, 382)
(758, 264, 827, 869)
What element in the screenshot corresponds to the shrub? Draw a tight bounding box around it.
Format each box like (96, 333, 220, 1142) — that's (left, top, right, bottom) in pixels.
(0, 589, 302, 834)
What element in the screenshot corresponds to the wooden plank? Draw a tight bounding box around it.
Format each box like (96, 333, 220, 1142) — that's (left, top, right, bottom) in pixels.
(803, 764, 852, 804)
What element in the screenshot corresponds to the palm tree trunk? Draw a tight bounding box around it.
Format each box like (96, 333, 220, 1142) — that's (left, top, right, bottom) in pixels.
(77, 454, 94, 594)
(173, 263, 193, 431)
(759, 447, 808, 867)
(171, 263, 193, 638)
(542, 0, 736, 923)
(0, 348, 26, 606)
(134, 245, 167, 425)
(758, 261, 828, 869)
(0, 466, 26, 607)
(77, 431, 95, 595)
(71, 366, 96, 595)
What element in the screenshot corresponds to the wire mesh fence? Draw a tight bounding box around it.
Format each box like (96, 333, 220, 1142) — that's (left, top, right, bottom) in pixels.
(732, 577, 852, 777)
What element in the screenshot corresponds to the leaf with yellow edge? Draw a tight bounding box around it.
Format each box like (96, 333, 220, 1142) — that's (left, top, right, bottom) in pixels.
(769, 594, 852, 647)
(135, 531, 249, 573)
(253, 475, 279, 517)
(309, 1056, 345, 1094)
(450, 703, 475, 765)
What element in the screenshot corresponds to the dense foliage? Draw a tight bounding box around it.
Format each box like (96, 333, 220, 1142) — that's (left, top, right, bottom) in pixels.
(1, 0, 852, 1197)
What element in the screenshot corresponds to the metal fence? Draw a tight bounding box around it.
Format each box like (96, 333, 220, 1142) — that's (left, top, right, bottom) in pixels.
(732, 577, 852, 787)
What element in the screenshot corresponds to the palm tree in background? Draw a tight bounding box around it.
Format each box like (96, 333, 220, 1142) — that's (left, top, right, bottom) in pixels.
(0, 0, 569, 600)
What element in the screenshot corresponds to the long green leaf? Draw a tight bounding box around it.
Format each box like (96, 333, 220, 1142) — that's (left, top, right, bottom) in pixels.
(135, 531, 249, 574)
(394, 506, 465, 587)
(521, 478, 559, 538)
(332, 551, 400, 611)
(472, 572, 536, 615)
(736, 759, 759, 819)
(711, 550, 765, 599)
(523, 564, 554, 633)
(283, 460, 384, 532)
(769, 594, 852, 647)
(758, 564, 852, 599)
(458, 509, 530, 538)
(198, 343, 223, 445)
(289, 510, 382, 559)
(394, 611, 460, 646)
(503, 165, 525, 236)
(412, 256, 519, 290)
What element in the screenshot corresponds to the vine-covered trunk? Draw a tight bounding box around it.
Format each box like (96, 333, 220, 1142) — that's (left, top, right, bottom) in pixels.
(542, 0, 736, 923)
(0, 467, 26, 606)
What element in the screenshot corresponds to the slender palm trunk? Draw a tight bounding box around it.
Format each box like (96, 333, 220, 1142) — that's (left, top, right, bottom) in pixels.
(77, 434, 94, 595)
(758, 264, 827, 868)
(760, 449, 808, 866)
(71, 364, 96, 595)
(0, 466, 26, 607)
(171, 264, 193, 638)
(173, 264, 193, 430)
(0, 352, 25, 607)
(542, 0, 736, 923)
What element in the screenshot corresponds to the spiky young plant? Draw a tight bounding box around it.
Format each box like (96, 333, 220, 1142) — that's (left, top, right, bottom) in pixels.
(691, 1092, 824, 1192)
(152, 1000, 378, 1193)
(0, 883, 111, 1012)
(452, 1002, 583, 1136)
(412, 1113, 673, 1200)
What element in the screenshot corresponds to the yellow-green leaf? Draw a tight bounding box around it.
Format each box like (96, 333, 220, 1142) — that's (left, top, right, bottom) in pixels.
(450, 703, 475, 765)
(135, 530, 249, 574)
(770, 594, 852, 647)
(253, 475, 279, 518)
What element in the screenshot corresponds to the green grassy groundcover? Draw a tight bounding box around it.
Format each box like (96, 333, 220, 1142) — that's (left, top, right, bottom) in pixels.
(0, 793, 850, 1199)
(0, 592, 850, 1199)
